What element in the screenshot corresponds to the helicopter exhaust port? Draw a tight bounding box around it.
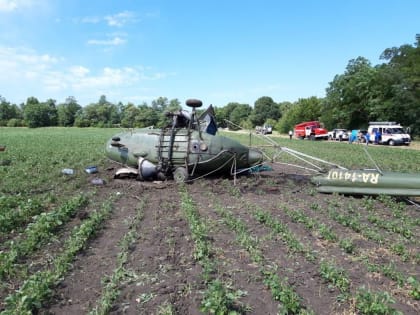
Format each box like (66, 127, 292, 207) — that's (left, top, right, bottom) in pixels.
(248, 148, 264, 165)
(137, 157, 158, 181)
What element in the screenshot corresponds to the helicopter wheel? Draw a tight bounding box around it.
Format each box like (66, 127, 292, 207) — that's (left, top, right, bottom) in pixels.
(173, 167, 189, 183)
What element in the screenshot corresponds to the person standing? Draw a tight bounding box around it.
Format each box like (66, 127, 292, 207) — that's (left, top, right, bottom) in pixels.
(338, 130, 343, 142)
(365, 132, 370, 145)
(349, 130, 358, 144)
(374, 130, 381, 144)
(289, 130, 293, 140)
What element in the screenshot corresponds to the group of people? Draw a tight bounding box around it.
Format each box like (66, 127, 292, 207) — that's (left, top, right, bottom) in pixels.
(348, 130, 381, 145)
(287, 129, 382, 145)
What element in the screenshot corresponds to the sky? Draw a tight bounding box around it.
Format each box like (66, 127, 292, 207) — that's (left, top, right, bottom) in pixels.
(0, 0, 419, 108)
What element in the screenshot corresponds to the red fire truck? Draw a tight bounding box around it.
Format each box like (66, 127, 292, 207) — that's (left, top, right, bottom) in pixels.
(294, 121, 328, 140)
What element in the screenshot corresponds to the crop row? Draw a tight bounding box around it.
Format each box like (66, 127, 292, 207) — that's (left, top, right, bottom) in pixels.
(257, 183, 420, 304)
(179, 186, 249, 314)
(0, 196, 44, 236)
(212, 201, 312, 314)
(325, 197, 419, 263)
(281, 203, 419, 300)
(271, 184, 419, 265)
(256, 203, 411, 312)
(88, 199, 146, 315)
(0, 195, 118, 315)
(0, 194, 89, 280)
(200, 178, 416, 314)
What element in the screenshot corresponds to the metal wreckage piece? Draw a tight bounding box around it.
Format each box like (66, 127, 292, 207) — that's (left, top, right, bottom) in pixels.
(105, 99, 420, 201)
(312, 169, 420, 197)
(105, 99, 264, 183)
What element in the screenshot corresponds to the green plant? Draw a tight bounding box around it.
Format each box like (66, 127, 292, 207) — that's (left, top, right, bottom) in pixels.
(262, 270, 302, 314)
(2, 197, 116, 314)
(157, 301, 174, 315)
(355, 287, 401, 315)
(339, 238, 355, 254)
(200, 279, 247, 315)
(0, 194, 89, 279)
(214, 202, 308, 313)
(319, 260, 350, 293)
(318, 224, 337, 241)
(407, 276, 420, 300)
(89, 201, 145, 315)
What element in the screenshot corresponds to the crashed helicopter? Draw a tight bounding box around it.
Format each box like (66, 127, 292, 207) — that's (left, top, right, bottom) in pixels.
(256, 135, 420, 199)
(105, 99, 420, 201)
(105, 99, 264, 182)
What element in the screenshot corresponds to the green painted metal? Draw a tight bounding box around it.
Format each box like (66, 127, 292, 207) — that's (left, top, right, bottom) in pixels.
(105, 127, 263, 177)
(311, 168, 420, 196)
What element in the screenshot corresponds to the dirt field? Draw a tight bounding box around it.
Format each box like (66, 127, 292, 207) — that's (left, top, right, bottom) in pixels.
(1, 161, 419, 314)
(21, 161, 416, 315)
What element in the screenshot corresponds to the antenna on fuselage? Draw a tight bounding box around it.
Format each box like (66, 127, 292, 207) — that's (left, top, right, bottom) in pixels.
(186, 99, 203, 136)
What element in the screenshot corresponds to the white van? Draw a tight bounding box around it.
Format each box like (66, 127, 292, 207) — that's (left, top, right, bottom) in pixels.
(367, 122, 411, 146)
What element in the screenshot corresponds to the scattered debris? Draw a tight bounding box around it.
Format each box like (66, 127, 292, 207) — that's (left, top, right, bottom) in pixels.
(249, 165, 273, 173)
(0, 159, 11, 166)
(62, 168, 75, 175)
(85, 166, 98, 174)
(91, 178, 105, 185)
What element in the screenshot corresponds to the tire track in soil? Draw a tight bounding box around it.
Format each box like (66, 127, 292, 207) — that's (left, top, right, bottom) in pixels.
(110, 183, 202, 315)
(41, 187, 136, 315)
(186, 184, 281, 314)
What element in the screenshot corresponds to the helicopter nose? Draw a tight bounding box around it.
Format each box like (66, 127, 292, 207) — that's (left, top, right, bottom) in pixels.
(248, 148, 264, 165)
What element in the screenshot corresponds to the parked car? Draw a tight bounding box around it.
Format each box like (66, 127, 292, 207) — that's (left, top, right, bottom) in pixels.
(256, 125, 273, 135)
(264, 125, 273, 134)
(328, 129, 349, 141)
(367, 122, 411, 146)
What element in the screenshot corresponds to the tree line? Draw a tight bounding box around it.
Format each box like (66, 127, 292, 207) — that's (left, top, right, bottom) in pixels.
(1, 36, 419, 136)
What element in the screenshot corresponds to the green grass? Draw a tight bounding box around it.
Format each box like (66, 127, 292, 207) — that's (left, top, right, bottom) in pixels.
(220, 130, 420, 173)
(0, 127, 417, 314)
(0, 127, 118, 195)
(1, 127, 419, 207)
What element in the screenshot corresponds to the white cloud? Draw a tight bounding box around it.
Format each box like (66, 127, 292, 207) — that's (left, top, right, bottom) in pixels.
(43, 71, 68, 91)
(0, 0, 18, 12)
(0, 0, 42, 12)
(69, 65, 90, 77)
(71, 67, 140, 90)
(0, 45, 172, 104)
(87, 36, 126, 46)
(0, 46, 58, 78)
(80, 16, 101, 24)
(105, 11, 137, 27)
(77, 11, 138, 27)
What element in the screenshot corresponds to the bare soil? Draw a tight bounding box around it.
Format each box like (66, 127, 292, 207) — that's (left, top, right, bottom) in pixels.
(2, 162, 419, 314)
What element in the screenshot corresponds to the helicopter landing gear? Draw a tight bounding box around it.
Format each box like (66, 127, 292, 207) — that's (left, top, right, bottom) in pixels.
(173, 167, 189, 183)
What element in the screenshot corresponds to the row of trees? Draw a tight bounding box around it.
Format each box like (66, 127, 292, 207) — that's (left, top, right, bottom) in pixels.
(0, 93, 282, 130)
(1, 36, 419, 136)
(0, 95, 182, 129)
